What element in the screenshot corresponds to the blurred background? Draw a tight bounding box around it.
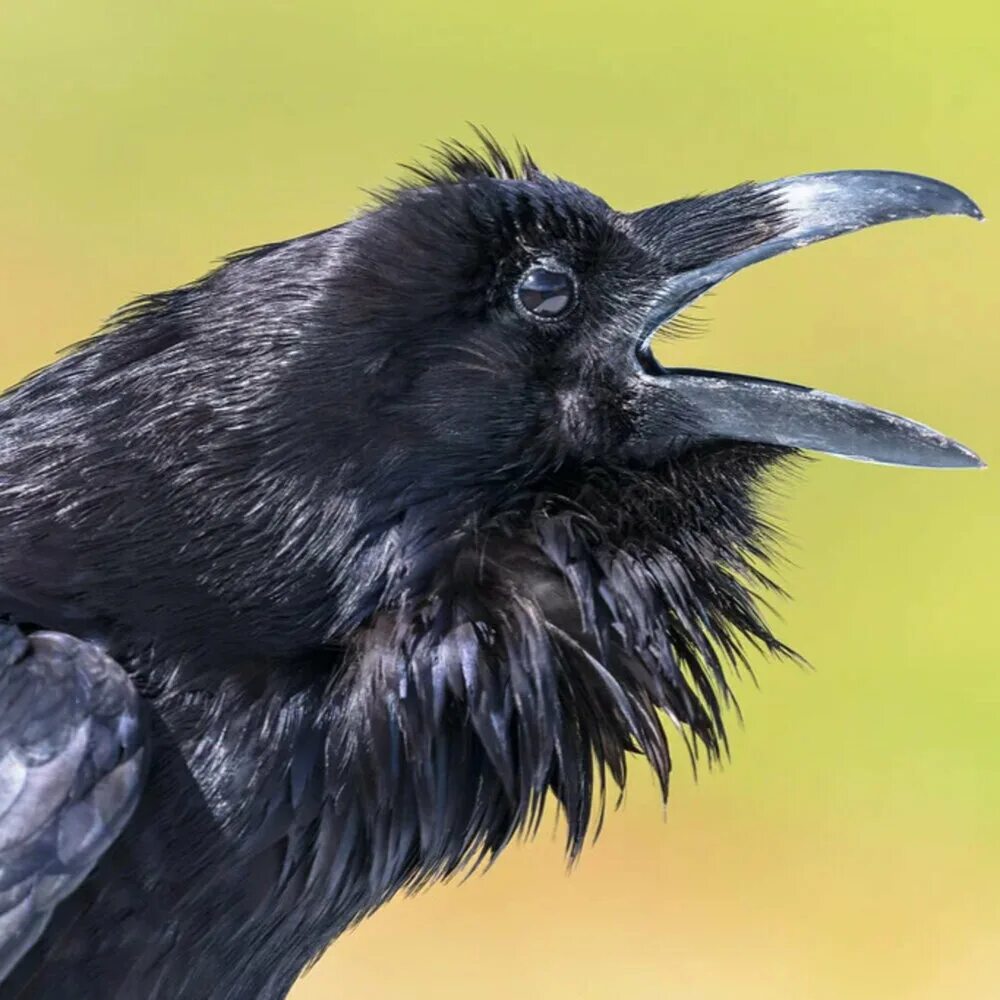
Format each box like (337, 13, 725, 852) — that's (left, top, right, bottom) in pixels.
(1, 2, 997, 996)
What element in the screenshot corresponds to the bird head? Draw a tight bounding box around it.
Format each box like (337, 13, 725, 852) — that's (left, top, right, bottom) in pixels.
(297, 135, 982, 501)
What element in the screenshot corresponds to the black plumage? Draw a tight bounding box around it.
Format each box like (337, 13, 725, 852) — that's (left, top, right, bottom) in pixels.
(0, 624, 145, 982)
(0, 135, 982, 998)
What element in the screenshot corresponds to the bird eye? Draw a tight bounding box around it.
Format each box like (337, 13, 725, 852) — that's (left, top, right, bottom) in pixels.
(515, 266, 576, 320)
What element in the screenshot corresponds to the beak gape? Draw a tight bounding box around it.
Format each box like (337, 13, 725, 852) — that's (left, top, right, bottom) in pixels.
(630, 170, 985, 469)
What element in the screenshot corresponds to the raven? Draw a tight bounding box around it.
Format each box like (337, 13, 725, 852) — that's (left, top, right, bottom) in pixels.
(0, 135, 983, 998)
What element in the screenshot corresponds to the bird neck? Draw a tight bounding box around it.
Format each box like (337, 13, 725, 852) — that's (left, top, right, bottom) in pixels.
(311, 454, 793, 906)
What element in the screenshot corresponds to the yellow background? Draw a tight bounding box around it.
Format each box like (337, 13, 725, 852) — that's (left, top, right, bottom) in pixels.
(1, 2, 997, 997)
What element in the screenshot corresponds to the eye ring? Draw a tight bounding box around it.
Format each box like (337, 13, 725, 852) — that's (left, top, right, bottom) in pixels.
(514, 263, 577, 321)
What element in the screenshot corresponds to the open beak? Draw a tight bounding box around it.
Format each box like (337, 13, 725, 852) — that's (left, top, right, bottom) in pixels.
(628, 171, 985, 468)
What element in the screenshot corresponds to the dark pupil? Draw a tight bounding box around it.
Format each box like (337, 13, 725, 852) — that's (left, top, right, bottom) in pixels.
(518, 267, 573, 317)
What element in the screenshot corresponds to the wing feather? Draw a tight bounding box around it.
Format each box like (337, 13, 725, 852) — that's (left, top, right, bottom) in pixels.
(0, 622, 147, 983)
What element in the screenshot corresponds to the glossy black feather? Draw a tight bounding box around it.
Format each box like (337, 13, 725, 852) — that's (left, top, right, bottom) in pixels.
(0, 139, 801, 998)
(0, 623, 146, 982)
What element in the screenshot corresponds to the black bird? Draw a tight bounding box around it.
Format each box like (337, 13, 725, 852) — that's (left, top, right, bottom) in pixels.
(0, 135, 983, 999)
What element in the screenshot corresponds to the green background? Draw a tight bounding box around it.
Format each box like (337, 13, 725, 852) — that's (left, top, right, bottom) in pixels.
(1, 2, 997, 997)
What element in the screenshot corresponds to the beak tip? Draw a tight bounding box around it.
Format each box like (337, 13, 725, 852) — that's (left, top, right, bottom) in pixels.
(963, 198, 985, 222)
(944, 184, 983, 220)
(948, 444, 986, 469)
